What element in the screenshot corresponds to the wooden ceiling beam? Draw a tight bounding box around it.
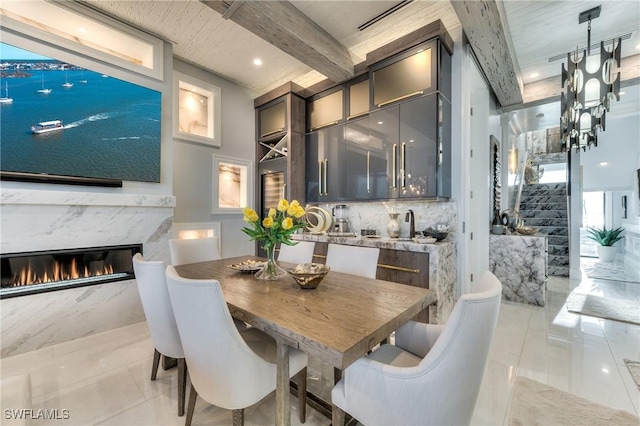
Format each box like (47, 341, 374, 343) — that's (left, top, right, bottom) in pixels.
(451, 0, 523, 107)
(201, 0, 354, 83)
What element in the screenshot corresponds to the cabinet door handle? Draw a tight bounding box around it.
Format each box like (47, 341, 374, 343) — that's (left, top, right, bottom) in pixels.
(366, 151, 371, 193)
(309, 121, 339, 132)
(377, 90, 424, 108)
(392, 143, 397, 189)
(323, 159, 328, 195)
(318, 161, 323, 195)
(401, 142, 406, 189)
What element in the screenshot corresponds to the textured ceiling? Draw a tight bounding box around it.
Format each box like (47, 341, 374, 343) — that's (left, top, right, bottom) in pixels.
(13, 1, 640, 104)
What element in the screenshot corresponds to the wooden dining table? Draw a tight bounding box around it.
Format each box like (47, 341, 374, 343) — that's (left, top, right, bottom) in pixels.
(173, 255, 436, 426)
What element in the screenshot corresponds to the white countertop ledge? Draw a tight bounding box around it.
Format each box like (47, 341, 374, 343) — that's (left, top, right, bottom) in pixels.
(0, 189, 176, 208)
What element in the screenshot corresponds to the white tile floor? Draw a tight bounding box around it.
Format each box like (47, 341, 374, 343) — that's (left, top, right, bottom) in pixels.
(1, 273, 639, 425)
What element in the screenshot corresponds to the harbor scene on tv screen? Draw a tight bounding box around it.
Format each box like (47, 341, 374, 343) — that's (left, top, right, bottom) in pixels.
(0, 43, 161, 183)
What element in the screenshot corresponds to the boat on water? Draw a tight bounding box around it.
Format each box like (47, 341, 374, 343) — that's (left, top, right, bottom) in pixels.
(79, 71, 87, 84)
(37, 74, 52, 94)
(62, 71, 73, 88)
(32, 120, 64, 134)
(0, 82, 13, 104)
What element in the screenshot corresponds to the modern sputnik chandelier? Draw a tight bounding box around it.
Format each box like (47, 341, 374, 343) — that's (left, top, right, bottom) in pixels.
(560, 6, 622, 152)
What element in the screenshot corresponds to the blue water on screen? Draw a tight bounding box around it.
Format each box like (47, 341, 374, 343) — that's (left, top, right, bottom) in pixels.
(0, 68, 161, 182)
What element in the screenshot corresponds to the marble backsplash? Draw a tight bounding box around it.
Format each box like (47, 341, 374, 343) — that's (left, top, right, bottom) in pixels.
(316, 200, 458, 241)
(0, 189, 175, 357)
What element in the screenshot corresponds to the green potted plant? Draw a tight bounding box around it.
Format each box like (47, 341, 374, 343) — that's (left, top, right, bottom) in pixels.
(587, 226, 624, 262)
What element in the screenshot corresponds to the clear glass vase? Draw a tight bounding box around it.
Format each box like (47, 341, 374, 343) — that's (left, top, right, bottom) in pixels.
(255, 243, 288, 280)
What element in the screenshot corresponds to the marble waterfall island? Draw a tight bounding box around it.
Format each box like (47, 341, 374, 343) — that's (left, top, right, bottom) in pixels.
(489, 234, 547, 306)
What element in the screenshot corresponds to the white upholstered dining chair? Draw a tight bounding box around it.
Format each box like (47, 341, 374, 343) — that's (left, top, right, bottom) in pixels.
(325, 243, 380, 279)
(331, 271, 502, 426)
(168, 237, 221, 265)
(165, 266, 309, 426)
(278, 241, 316, 264)
(132, 253, 187, 416)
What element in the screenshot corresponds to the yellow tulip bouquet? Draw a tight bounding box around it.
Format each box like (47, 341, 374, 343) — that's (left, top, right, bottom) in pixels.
(242, 199, 307, 279)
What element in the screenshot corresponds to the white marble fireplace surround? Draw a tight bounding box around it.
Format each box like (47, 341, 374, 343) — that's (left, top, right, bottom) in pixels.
(0, 189, 175, 357)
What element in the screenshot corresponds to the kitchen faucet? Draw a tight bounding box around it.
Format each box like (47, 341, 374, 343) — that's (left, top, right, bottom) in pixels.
(405, 209, 415, 239)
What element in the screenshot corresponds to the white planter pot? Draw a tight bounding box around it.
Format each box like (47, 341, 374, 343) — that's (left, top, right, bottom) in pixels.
(597, 245, 618, 262)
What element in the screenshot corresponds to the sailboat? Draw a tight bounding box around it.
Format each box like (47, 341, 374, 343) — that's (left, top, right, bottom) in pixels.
(37, 73, 52, 94)
(61, 71, 73, 88)
(79, 70, 87, 84)
(0, 82, 13, 104)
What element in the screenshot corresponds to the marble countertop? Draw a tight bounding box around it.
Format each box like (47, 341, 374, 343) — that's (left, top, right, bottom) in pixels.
(292, 233, 452, 254)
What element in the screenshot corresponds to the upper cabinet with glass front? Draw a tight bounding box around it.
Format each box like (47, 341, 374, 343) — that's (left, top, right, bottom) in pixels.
(346, 76, 370, 120)
(300, 20, 453, 201)
(258, 100, 287, 139)
(369, 38, 452, 109)
(307, 87, 344, 132)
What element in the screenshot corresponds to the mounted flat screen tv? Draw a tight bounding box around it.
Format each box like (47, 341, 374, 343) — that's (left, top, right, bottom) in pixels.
(0, 43, 161, 185)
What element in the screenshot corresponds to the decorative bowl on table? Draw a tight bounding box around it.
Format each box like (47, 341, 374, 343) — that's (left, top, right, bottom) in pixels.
(227, 259, 267, 273)
(423, 227, 448, 241)
(287, 263, 330, 289)
(516, 226, 538, 235)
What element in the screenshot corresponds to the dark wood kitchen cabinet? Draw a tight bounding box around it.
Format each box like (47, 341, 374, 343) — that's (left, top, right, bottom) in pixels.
(368, 93, 450, 199)
(255, 93, 305, 202)
(257, 99, 286, 139)
(344, 117, 388, 200)
(300, 21, 453, 203)
(306, 125, 345, 203)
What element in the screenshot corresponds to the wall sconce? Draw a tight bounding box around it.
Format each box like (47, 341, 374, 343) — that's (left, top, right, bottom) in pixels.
(508, 148, 518, 174)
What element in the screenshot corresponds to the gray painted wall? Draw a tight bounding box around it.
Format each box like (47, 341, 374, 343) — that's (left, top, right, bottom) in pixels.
(172, 59, 258, 258)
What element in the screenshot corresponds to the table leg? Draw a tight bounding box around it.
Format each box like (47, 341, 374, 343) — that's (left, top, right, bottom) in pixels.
(275, 340, 291, 426)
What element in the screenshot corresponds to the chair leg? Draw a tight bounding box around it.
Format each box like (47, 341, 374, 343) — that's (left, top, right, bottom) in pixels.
(185, 383, 198, 426)
(232, 408, 244, 426)
(177, 358, 187, 417)
(332, 405, 345, 426)
(163, 355, 178, 370)
(294, 367, 307, 423)
(151, 348, 161, 381)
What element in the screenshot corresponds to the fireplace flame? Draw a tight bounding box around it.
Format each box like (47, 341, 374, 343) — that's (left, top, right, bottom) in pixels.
(11, 258, 115, 286)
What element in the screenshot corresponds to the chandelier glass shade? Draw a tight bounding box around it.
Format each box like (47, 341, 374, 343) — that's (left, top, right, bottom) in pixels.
(560, 11, 622, 152)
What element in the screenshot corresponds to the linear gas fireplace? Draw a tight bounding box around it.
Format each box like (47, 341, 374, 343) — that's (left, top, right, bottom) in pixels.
(0, 244, 142, 299)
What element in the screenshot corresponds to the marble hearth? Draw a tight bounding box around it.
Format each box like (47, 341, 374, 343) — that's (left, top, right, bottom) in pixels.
(0, 189, 175, 357)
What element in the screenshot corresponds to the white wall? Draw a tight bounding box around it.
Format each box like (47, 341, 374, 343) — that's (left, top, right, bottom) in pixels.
(581, 88, 640, 262)
(172, 59, 258, 258)
(450, 26, 469, 297)
(581, 113, 640, 191)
